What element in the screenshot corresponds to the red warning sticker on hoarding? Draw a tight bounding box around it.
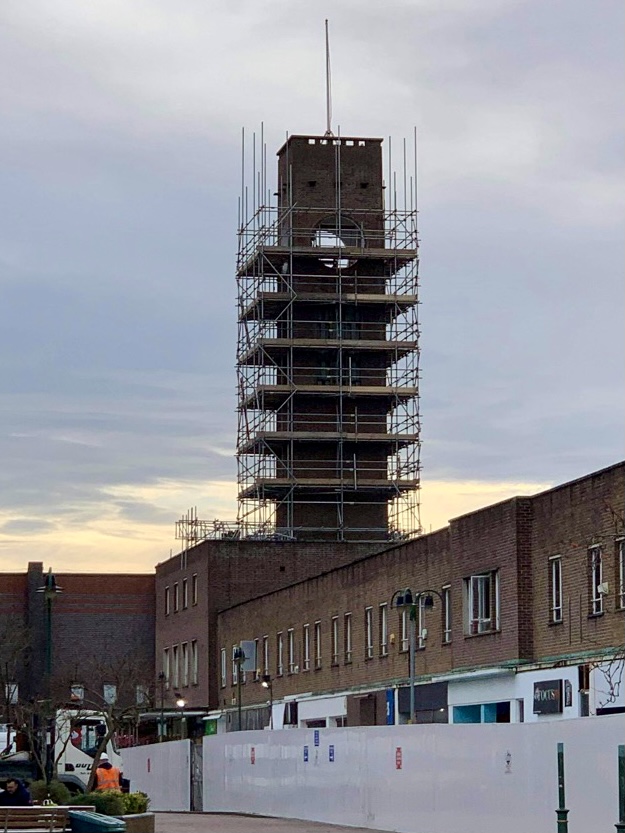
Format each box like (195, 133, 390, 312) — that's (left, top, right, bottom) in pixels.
(251, 747, 256, 764)
(395, 747, 402, 770)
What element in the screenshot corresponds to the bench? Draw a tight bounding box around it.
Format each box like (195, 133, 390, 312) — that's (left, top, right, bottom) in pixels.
(0, 806, 69, 832)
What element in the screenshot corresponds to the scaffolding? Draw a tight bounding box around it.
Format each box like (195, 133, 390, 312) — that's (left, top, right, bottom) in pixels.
(235, 131, 421, 542)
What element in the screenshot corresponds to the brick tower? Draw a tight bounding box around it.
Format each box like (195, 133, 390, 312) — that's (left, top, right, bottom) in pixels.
(236, 132, 420, 542)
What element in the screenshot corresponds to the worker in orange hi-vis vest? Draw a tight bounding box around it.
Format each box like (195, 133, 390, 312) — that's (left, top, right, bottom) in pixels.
(94, 753, 122, 791)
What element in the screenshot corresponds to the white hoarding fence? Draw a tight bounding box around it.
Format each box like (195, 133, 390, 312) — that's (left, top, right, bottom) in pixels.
(123, 739, 191, 811)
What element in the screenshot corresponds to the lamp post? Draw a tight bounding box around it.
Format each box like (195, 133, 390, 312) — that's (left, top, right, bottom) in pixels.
(157, 672, 166, 742)
(174, 693, 186, 739)
(391, 587, 444, 725)
(36, 568, 63, 694)
(261, 674, 273, 729)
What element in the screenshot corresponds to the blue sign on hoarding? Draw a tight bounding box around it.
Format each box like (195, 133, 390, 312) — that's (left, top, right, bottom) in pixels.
(304, 745, 309, 762)
(314, 729, 320, 747)
(329, 744, 335, 762)
(386, 689, 395, 725)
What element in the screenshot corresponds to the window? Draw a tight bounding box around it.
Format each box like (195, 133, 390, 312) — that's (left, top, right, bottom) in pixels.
(262, 635, 269, 676)
(220, 648, 227, 688)
(135, 685, 148, 706)
(164, 586, 170, 616)
(103, 684, 117, 705)
(162, 648, 170, 689)
(253, 638, 260, 681)
(314, 621, 322, 669)
(192, 573, 198, 605)
(618, 540, 625, 610)
(277, 632, 284, 676)
(344, 613, 352, 663)
(365, 607, 373, 659)
(549, 556, 563, 623)
(589, 546, 603, 615)
(172, 645, 179, 688)
(181, 642, 189, 687)
(442, 586, 452, 644)
(288, 629, 295, 673)
(191, 640, 198, 686)
(331, 616, 339, 665)
(416, 600, 425, 649)
(303, 624, 310, 671)
(466, 571, 500, 634)
(232, 646, 239, 685)
(182, 579, 188, 610)
(400, 608, 409, 651)
(173, 582, 179, 613)
(379, 603, 388, 656)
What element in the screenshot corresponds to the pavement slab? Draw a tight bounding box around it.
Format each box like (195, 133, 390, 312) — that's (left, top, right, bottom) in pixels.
(155, 812, 387, 833)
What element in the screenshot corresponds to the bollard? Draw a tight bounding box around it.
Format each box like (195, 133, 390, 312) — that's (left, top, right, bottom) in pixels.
(616, 744, 625, 833)
(556, 742, 569, 833)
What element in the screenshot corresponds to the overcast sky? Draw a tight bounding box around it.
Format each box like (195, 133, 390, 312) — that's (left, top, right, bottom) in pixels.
(0, 0, 623, 573)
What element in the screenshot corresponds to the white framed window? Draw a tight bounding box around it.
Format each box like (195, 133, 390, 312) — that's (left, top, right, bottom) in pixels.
(181, 642, 189, 687)
(220, 648, 227, 688)
(442, 585, 452, 644)
(400, 608, 409, 651)
(466, 571, 500, 634)
(589, 546, 603, 615)
(379, 603, 388, 656)
(262, 635, 269, 676)
(331, 616, 339, 665)
(288, 629, 295, 673)
(277, 632, 284, 676)
(173, 582, 179, 613)
(314, 621, 322, 669)
(182, 579, 188, 610)
(232, 645, 239, 685)
(164, 586, 170, 616)
(549, 556, 563, 623)
(172, 645, 179, 688)
(191, 640, 198, 686)
(192, 573, 198, 605)
(618, 539, 625, 610)
(365, 607, 373, 659)
(162, 648, 170, 689)
(416, 600, 425, 649)
(344, 613, 352, 663)
(303, 624, 310, 671)
(253, 638, 260, 681)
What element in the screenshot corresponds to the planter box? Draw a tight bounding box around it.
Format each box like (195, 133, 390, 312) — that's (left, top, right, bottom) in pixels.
(115, 813, 155, 833)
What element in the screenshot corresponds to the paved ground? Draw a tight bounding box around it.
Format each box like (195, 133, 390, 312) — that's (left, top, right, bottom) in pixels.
(155, 813, 386, 833)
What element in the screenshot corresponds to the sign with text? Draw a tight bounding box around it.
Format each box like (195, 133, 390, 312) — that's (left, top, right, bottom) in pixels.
(250, 747, 255, 765)
(533, 679, 563, 714)
(395, 747, 402, 770)
(329, 744, 335, 762)
(314, 729, 320, 747)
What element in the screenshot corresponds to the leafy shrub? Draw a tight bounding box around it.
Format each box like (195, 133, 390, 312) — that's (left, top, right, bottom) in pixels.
(68, 790, 125, 816)
(29, 779, 71, 805)
(121, 791, 150, 814)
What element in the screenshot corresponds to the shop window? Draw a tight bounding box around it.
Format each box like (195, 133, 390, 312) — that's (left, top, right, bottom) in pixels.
(465, 571, 500, 634)
(549, 556, 563, 623)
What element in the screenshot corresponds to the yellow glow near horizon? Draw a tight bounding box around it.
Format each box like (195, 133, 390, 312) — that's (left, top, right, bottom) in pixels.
(0, 477, 552, 573)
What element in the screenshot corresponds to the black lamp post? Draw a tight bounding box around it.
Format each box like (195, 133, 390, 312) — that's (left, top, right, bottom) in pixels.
(261, 674, 273, 729)
(36, 568, 62, 784)
(391, 587, 444, 724)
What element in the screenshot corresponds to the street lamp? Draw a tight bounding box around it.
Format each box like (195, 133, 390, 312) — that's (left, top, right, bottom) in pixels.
(157, 672, 166, 742)
(174, 693, 186, 739)
(36, 568, 63, 690)
(261, 674, 273, 730)
(391, 587, 444, 725)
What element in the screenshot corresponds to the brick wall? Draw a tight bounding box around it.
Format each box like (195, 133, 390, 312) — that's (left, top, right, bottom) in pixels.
(155, 540, 381, 709)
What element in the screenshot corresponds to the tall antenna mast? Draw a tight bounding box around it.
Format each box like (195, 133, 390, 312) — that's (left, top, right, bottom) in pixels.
(324, 19, 334, 137)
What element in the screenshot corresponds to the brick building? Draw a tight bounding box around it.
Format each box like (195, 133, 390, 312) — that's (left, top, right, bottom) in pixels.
(215, 461, 625, 729)
(0, 562, 155, 706)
